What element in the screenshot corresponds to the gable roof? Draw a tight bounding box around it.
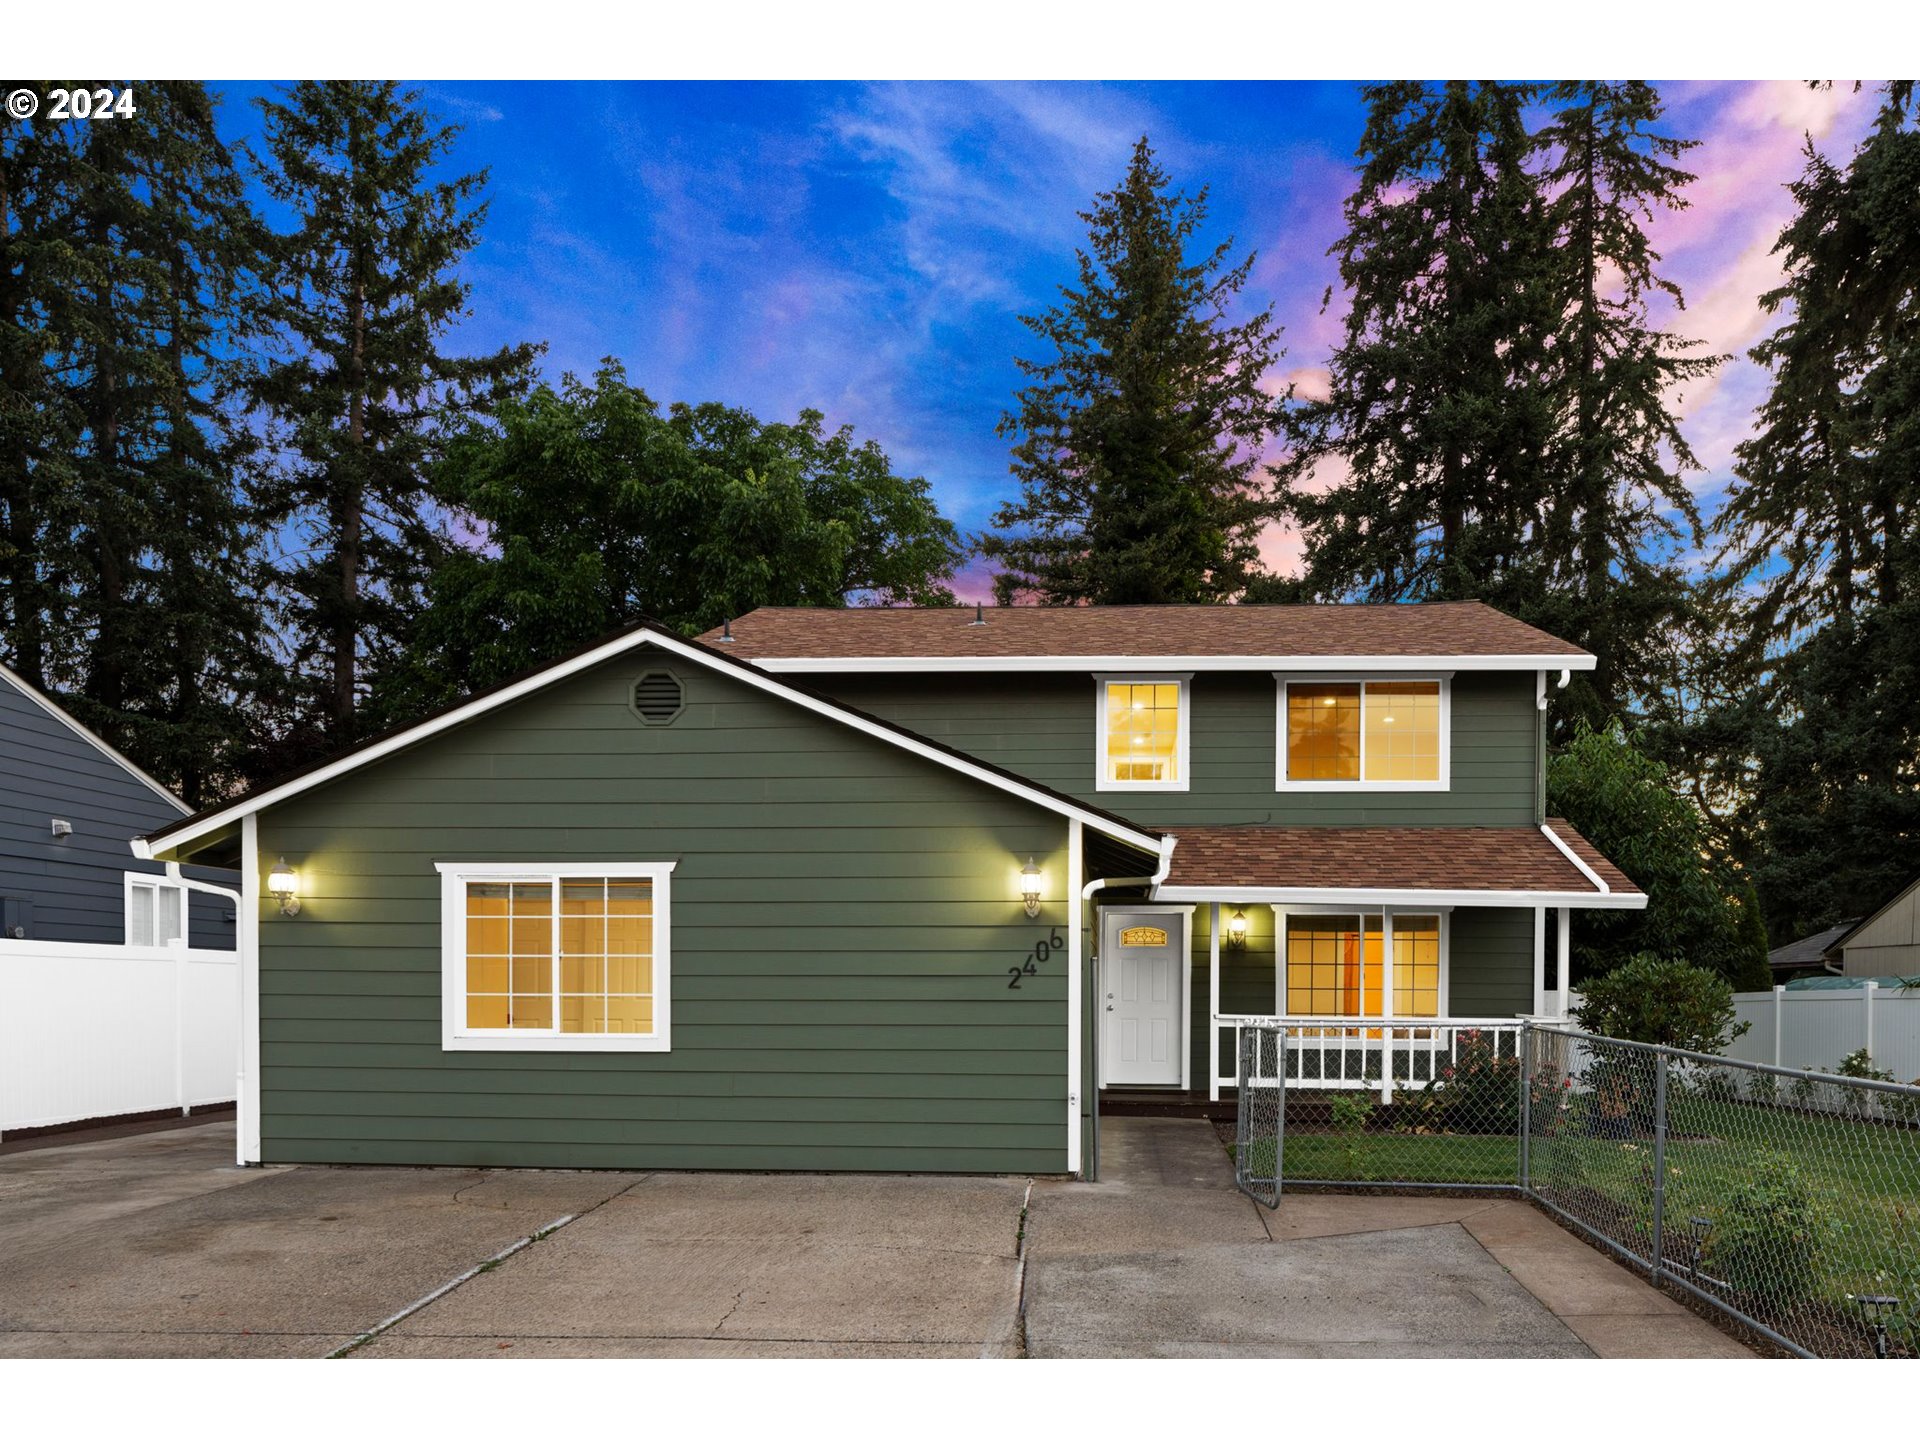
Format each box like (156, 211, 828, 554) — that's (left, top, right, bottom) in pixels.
(1824, 873, 1920, 957)
(134, 618, 1169, 862)
(696, 602, 1594, 672)
(1768, 921, 1855, 970)
(0, 662, 188, 815)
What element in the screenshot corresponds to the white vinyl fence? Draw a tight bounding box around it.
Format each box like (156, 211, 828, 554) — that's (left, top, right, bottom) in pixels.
(0, 940, 237, 1134)
(1726, 983, 1920, 1086)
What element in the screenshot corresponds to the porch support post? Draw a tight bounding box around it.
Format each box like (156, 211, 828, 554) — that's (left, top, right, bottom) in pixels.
(1208, 902, 1221, 1102)
(1556, 907, 1571, 1019)
(1380, 908, 1395, 1101)
(238, 813, 262, 1166)
(1066, 819, 1084, 1176)
(1531, 905, 1546, 1018)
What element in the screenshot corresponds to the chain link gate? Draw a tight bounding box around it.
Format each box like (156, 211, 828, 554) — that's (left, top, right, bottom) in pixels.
(1233, 1023, 1283, 1208)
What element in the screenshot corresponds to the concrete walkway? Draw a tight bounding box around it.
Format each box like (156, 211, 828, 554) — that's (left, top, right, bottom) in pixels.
(0, 1116, 1751, 1358)
(1021, 1117, 1752, 1358)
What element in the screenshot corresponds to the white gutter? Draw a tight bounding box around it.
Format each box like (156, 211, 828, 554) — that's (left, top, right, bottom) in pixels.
(1540, 823, 1609, 895)
(756, 653, 1598, 676)
(163, 861, 241, 906)
(1153, 885, 1645, 910)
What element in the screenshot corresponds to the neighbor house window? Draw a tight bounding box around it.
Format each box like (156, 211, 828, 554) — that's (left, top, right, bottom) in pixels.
(1281, 912, 1444, 1019)
(1278, 678, 1447, 788)
(438, 862, 673, 1052)
(1096, 674, 1191, 791)
(126, 875, 185, 947)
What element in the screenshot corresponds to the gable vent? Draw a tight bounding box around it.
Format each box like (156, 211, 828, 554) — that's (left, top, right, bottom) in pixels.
(630, 670, 685, 725)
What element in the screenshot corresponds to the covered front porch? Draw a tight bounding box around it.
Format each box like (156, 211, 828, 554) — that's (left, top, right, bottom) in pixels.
(1090, 820, 1647, 1109)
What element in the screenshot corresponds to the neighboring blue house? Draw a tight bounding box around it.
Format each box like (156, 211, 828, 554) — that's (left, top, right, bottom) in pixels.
(0, 663, 236, 949)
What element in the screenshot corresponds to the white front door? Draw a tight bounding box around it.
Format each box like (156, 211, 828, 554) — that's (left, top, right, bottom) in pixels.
(1101, 910, 1185, 1086)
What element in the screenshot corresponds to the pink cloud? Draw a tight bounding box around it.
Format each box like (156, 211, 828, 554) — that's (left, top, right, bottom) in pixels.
(1645, 80, 1881, 472)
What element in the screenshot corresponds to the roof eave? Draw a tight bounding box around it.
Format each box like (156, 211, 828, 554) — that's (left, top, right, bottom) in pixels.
(746, 653, 1596, 673)
(1151, 884, 1647, 909)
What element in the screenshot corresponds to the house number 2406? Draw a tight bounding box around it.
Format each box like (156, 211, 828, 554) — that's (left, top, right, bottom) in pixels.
(1007, 928, 1065, 988)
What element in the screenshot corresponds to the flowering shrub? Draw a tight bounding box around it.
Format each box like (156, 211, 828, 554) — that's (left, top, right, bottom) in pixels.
(1702, 1152, 1831, 1309)
(1393, 1030, 1542, 1135)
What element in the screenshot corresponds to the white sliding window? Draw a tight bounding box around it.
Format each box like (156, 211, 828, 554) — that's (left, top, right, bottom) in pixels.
(438, 862, 674, 1053)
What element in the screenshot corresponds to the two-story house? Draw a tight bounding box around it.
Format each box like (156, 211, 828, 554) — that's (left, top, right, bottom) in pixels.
(135, 603, 1642, 1176)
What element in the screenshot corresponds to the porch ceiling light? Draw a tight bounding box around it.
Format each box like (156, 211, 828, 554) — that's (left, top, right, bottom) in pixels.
(1020, 857, 1043, 919)
(1226, 909, 1248, 950)
(267, 857, 301, 917)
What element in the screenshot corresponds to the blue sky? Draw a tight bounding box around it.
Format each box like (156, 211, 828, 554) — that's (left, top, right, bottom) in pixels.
(216, 80, 1882, 599)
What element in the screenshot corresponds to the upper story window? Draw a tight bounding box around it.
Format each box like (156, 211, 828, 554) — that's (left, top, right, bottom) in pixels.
(1095, 674, 1190, 792)
(1277, 676, 1449, 790)
(438, 862, 674, 1052)
(126, 875, 185, 947)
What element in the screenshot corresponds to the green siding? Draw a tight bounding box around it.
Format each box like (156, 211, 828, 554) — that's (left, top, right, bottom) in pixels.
(816, 671, 1541, 829)
(256, 656, 1076, 1174)
(1449, 907, 1536, 1017)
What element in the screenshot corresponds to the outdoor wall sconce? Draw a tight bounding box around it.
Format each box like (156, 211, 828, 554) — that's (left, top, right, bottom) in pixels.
(1226, 909, 1249, 950)
(1020, 857, 1043, 918)
(267, 857, 302, 917)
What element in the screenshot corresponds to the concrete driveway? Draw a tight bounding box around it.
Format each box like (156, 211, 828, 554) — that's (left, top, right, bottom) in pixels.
(1022, 1119, 1752, 1358)
(0, 1116, 1750, 1358)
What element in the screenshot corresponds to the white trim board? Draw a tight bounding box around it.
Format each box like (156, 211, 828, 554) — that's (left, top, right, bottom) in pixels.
(1097, 903, 1196, 1091)
(436, 861, 675, 1054)
(748, 653, 1597, 675)
(136, 626, 1166, 861)
(1093, 672, 1192, 794)
(0, 661, 189, 814)
(1274, 673, 1453, 793)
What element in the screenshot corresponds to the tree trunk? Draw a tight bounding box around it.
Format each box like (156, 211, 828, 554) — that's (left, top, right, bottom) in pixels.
(1576, 113, 1611, 710)
(332, 114, 367, 741)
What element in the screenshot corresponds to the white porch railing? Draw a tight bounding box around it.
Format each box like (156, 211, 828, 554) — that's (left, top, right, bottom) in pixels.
(1214, 1014, 1528, 1101)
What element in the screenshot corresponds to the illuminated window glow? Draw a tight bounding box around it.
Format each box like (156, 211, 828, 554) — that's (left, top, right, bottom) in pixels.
(1284, 913, 1442, 1019)
(1100, 679, 1186, 788)
(442, 863, 672, 1051)
(1283, 679, 1443, 784)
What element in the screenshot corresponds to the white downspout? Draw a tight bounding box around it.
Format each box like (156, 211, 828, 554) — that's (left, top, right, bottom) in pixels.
(158, 864, 242, 1118)
(238, 815, 261, 1165)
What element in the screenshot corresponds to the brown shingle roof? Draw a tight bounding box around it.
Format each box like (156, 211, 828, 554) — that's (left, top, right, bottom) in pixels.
(698, 603, 1589, 663)
(1160, 819, 1640, 898)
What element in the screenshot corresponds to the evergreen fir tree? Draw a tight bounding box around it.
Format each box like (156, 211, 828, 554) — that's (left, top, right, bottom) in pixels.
(1531, 81, 1720, 730)
(5, 83, 267, 803)
(1274, 82, 1557, 605)
(981, 137, 1283, 604)
(1697, 83, 1920, 937)
(249, 81, 539, 759)
(1714, 83, 1919, 648)
(0, 104, 85, 693)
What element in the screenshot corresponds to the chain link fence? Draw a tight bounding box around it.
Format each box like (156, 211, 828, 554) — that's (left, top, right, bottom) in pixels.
(1528, 1028, 1920, 1359)
(1229, 1020, 1920, 1358)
